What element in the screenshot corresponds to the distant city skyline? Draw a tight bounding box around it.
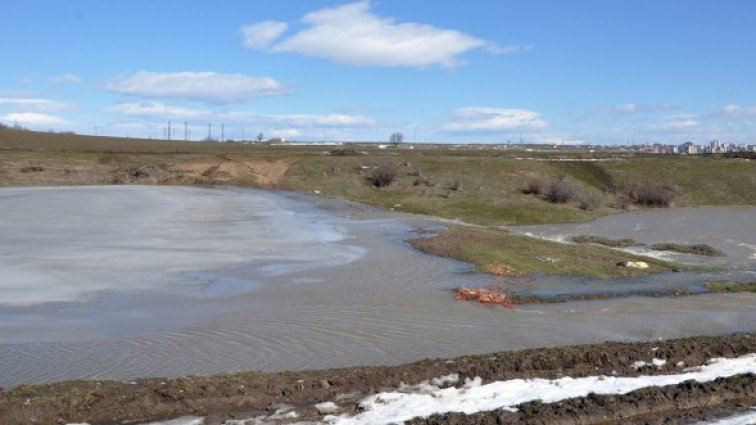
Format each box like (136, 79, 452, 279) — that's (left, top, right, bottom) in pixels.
(1, 0, 755, 144)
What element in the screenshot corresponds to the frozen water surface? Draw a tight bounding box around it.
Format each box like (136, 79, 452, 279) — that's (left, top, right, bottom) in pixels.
(0, 185, 360, 307)
(1, 186, 754, 388)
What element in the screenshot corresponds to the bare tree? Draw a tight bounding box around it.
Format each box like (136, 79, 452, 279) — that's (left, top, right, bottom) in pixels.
(389, 132, 404, 147)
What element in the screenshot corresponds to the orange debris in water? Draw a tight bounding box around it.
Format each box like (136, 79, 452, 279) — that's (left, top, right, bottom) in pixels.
(455, 287, 516, 309)
(486, 263, 517, 276)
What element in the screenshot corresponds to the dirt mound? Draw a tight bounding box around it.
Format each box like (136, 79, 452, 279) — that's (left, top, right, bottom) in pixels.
(106, 155, 298, 187)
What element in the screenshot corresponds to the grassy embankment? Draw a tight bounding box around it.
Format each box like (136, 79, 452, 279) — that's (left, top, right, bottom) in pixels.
(2, 129, 754, 278)
(704, 281, 756, 293)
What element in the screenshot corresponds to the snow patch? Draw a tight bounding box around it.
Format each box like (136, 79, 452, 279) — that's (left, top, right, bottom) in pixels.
(320, 354, 755, 425)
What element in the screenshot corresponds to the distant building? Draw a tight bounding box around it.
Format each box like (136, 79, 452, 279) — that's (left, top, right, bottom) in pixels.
(710, 139, 727, 153)
(679, 141, 699, 154)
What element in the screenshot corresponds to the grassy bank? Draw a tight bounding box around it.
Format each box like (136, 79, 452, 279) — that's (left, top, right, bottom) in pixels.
(650, 243, 726, 257)
(409, 226, 677, 278)
(3, 130, 755, 226)
(704, 281, 756, 293)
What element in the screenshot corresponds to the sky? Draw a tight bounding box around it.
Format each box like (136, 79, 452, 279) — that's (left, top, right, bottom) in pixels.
(1, 0, 755, 144)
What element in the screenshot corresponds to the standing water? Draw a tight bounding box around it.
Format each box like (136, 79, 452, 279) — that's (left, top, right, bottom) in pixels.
(0, 186, 754, 388)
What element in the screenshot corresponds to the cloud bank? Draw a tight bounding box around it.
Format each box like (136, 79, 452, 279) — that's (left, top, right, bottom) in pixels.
(108, 71, 287, 104)
(444, 107, 548, 131)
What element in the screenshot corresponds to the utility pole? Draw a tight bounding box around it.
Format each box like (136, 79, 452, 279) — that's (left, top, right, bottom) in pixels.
(184, 121, 188, 141)
(221, 123, 224, 143)
(208, 123, 212, 141)
(168, 121, 171, 141)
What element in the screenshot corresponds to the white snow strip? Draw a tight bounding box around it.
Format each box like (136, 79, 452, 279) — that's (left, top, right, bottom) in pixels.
(694, 408, 756, 425)
(321, 354, 755, 425)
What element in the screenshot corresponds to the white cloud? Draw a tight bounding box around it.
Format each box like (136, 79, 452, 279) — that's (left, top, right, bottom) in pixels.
(662, 119, 699, 129)
(262, 113, 374, 127)
(242, 1, 501, 68)
(109, 102, 374, 128)
(1, 112, 68, 125)
(484, 44, 533, 55)
(723, 104, 740, 114)
(444, 107, 548, 131)
(721, 104, 756, 118)
(614, 103, 637, 113)
(108, 102, 211, 120)
(0, 97, 71, 112)
(108, 71, 287, 103)
(269, 128, 303, 139)
(49, 73, 82, 84)
(240, 21, 288, 48)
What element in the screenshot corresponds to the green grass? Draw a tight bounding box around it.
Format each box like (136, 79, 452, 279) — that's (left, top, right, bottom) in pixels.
(2, 129, 755, 227)
(704, 281, 756, 293)
(409, 226, 680, 278)
(572, 235, 638, 247)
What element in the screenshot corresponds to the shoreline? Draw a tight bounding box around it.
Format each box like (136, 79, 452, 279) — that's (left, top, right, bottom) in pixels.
(1, 334, 754, 424)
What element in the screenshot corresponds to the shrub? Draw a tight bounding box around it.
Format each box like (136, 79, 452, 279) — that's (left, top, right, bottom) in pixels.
(629, 182, 678, 207)
(577, 190, 603, 211)
(368, 162, 398, 187)
(525, 174, 545, 195)
(545, 175, 577, 203)
(330, 147, 358, 156)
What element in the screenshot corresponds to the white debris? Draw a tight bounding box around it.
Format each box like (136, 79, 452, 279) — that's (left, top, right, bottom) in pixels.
(652, 358, 667, 368)
(430, 374, 459, 387)
(632, 361, 648, 370)
(315, 401, 341, 414)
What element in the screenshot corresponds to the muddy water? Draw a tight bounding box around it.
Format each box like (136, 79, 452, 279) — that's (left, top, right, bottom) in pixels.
(510, 206, 756, 296)
(513, 207, 756, 265)
(1, 187, 754, 388)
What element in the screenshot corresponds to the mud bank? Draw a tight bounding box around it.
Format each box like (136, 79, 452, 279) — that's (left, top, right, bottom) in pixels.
(1, 334, 753, 425)
(504, 282, 756, 304)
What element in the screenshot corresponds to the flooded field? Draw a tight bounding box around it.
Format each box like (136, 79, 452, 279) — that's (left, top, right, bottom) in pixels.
(1, 187, 754, 388)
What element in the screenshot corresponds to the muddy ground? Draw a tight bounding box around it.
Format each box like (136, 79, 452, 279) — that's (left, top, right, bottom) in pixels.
(0, 153, 297, 188)
(1, 334, 753, 425)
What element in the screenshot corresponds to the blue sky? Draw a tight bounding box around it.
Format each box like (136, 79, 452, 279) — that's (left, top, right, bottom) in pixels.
(1, 0, 755, 144)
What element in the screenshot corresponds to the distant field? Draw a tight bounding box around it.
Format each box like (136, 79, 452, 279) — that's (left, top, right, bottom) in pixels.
(2, 129, 754, 226)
